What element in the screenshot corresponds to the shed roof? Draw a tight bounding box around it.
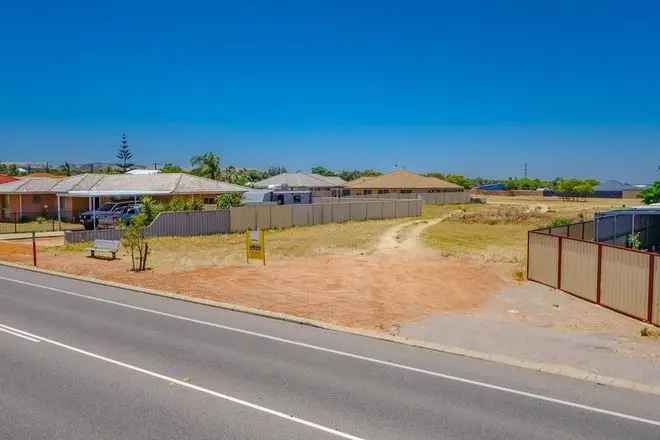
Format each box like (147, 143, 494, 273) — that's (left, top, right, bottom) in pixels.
(346, 170, 462, 190)
(594, 180, 636, 192)
(253, 173, 346, 189)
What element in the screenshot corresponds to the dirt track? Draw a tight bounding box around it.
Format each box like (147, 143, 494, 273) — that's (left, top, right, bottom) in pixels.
(0, 219, 510, 331)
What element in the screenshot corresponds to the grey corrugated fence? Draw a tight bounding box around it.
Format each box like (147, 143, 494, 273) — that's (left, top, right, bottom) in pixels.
(229, 199, 422, 233)
(315, 191, 470, 204)
(64, 209, 231, 243)
(64, 199, 422, 243)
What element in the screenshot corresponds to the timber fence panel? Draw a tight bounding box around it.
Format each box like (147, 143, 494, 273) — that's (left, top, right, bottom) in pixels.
(654, 256, 660, 326)
(560, 239, 598, 302)
(322, 204, 333, 224)
(145, 210, 230, 237)
(312, 205, 324, 225)
(270, 205, 293, 229)
(394, 200, 407, 218)
(550, 225, 569, 237)
(230, 206, 256, 233)
(583, 222, 595, 241)
(366, 202, 382, 220)
(600, 246, 650, 320)
(255, 205, 271, 230)
(568, 223, 583, 239)
(292, 205, 312, 226)
(382, 200, 395, 218)
(332, 204, 350, 223)
(349, 202, 367, 221)
(528, 232, 559, 287)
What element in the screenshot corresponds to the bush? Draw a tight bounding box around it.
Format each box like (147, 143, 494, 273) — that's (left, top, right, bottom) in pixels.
(216, 193, 242, 209)
(548, 217, 571, 228)
(140, 196, 163, 224)
(165, 196, 204, 212)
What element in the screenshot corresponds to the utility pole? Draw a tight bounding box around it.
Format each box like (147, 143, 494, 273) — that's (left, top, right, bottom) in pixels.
(523, 163, 528, 178)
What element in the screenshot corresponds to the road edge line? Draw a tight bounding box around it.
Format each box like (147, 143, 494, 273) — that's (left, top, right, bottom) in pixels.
(1, 259, 659, 397)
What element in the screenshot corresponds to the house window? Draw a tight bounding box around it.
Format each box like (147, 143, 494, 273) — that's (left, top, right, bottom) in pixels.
(32, 195, 41, 203)
(203, 197, 215, 205)
(293, 195, 302, 203)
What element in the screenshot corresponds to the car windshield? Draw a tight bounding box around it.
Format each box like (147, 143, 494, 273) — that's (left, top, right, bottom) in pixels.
(98, 203, 115, 211)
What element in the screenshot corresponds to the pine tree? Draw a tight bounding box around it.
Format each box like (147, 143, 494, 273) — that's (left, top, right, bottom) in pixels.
(116, 133, 134, 172)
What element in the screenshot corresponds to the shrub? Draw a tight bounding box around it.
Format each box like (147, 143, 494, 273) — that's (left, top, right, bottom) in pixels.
(216, 193, 242, 209)
(548, 217, 571, 228)
(140, 196, 163, 224)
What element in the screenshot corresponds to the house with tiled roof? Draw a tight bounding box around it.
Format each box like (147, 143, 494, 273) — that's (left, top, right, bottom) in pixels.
(346, 170, 463, 195)
(0, 173, 247, 221)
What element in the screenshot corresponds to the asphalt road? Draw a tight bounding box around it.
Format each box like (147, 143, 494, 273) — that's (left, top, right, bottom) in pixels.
(0, 265, 659, 439)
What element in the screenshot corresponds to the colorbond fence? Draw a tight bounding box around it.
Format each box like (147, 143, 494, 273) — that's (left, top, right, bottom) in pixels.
(229, 199, 422, 233)
(65, 210, 231, 243)
(65, 200, 422, 243)
(527, 221, 659, 326)
(315, 191, 470, 204)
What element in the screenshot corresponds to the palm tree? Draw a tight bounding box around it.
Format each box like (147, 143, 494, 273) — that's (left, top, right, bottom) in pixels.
(190, 152, 221, 180)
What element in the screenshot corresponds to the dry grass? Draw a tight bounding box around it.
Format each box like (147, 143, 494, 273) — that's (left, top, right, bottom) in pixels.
(421, 196, 641, 265)
(46, 217, 408, 272)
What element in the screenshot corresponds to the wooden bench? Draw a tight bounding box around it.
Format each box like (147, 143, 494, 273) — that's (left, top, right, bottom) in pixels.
(87, 239, 120, 259)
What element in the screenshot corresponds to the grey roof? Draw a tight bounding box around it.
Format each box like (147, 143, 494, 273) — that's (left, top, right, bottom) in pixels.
(253, 173, 346, 189)
(0, 173, 247, 195)
(594, 180, 636, 192)
(0, 177, 62, 193)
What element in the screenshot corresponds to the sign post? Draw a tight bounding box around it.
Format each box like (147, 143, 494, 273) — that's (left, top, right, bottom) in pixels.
(245, 229, 265, 265)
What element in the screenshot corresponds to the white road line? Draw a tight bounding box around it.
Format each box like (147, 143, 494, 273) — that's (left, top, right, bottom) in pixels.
(0, 324, 41, 343)
(0, 321, 365, 440)
(2, 274, 660, 428)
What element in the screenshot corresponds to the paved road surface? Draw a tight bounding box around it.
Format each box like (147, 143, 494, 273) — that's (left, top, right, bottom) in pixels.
(0, 264, 659, 439)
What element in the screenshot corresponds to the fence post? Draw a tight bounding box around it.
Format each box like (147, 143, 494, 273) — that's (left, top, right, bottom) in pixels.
(526, 231, 530, 280)
(32, 231, 37, 266)
(648, 255, 655, 323)
(557, 236, 563, 289)
(596, 244, 603, 304)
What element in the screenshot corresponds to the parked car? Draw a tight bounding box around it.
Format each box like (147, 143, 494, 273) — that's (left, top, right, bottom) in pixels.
(120, 205, 142, 225)
(79, 201, 137, 230)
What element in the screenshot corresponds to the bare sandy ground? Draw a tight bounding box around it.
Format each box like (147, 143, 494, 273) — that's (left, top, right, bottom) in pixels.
(0, 219, 509, 331)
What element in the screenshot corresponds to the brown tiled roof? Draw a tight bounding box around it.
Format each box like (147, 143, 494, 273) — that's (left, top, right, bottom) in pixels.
(346, 170, 461, 190)
(0, 174, 17, 184)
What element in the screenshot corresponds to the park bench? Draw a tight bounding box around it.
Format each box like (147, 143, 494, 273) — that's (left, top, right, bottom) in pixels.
(87, 239, 120, 259)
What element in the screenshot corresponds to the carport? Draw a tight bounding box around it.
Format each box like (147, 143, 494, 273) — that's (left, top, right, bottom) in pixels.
(594, 205, 660, 252)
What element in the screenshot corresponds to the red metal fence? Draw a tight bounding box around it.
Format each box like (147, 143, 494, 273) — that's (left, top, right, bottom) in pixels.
(527, 221, 659, 326)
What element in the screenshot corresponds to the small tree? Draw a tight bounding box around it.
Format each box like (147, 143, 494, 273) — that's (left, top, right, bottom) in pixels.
(140, 196, 163, 224)
(121, 214, 149, 271)
(216, 193, 242, 209)
(191, 152, 221, 179)
(641, 181, 660, 205)
(116, 133, 134, 173)
(160, 163, 183, 173)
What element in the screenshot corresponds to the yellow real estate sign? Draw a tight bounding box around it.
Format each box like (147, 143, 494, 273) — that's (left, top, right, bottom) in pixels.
(245, 229, 266, 265)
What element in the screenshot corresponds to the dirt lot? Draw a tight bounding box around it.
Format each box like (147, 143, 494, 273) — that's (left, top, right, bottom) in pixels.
(0, 196, 642, 332)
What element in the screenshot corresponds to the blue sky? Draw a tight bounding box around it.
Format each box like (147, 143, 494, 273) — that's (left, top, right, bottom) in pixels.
(1, 1, 659, 182)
